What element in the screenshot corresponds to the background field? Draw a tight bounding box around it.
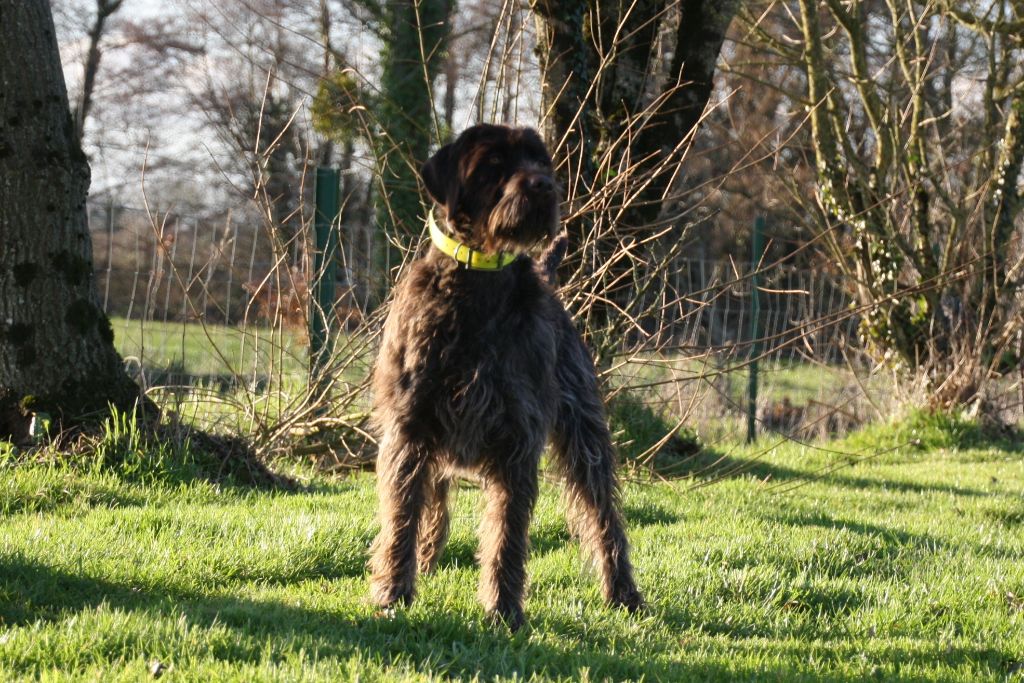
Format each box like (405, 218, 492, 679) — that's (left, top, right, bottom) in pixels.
(2, 414, 1022, 681)
(112, 317, 309, 385)
(112, 316, 889, 450)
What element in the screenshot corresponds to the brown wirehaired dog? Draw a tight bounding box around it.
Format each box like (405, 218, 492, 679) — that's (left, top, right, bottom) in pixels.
(369, 124, 643, 630)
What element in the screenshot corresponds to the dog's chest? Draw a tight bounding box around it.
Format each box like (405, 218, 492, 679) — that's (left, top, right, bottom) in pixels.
(376, 263, 559, 447)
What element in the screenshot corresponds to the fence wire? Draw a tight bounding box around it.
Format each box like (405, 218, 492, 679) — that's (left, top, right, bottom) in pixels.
(84, 200, 924, 454)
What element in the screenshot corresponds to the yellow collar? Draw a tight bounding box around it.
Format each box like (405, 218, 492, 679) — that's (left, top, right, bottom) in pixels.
(427, 213, 517, 270)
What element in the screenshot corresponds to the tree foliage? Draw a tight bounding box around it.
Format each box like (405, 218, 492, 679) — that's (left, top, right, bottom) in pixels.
(744, 0, 1024, 411)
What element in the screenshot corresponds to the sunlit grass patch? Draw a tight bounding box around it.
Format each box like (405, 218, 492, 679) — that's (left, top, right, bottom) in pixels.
(1, 414, 1022, 680)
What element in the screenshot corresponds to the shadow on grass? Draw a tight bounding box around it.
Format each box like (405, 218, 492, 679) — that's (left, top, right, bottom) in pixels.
(649, 445, 992, 499)
(435, 502, 679, 572)
(616, 397, 1011, 501)
(1, 554, 1012, 681)
(764, 509, 1023, 562)
(0, 417, 302, 518)
(0, 478, 149, 517)
(623, 501, 681, 526)
(0, 451, 306, 518)
(657, 580, 868, 638)
(0, 555, 717, 680)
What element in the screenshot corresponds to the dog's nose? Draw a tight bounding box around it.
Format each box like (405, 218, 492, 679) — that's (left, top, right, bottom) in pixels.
(528, 175, 555, 195)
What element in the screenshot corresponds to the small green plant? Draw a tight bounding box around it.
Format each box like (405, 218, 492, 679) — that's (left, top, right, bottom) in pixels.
(608, 392, 703, 473)
(841, 408, 1015, 454)
(0, 439, 16, 461)
(80, 406, 261, 486)
(89, 405, 165, 480)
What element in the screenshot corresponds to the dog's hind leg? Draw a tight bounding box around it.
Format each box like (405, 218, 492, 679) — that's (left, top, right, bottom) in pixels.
(417, 471, 451, 574)
(369, 431, 431, 609)
(551, 329, 644, 613)
(477, 453, 539, 631)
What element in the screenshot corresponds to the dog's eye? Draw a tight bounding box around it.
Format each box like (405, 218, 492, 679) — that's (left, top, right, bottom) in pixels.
(487, 155, 503, 165)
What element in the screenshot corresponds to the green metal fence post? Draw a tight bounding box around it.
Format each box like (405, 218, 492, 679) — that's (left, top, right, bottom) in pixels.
(747, 216, 765, 444)
(310, 167, 340, 396)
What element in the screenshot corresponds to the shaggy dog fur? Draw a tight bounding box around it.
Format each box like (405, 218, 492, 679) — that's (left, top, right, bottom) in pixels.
(369, 124, 643, 630)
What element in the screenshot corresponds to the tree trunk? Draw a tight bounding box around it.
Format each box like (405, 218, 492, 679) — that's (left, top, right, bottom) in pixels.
(531, 0, 737, 358)
(0, 0, 147, 442)
(371, 0, 452, 302)
(627, 0, 738, 229)
(377, 0, 453, 231)
(532, 0, 736, 229)
(532, 0, 595, 196)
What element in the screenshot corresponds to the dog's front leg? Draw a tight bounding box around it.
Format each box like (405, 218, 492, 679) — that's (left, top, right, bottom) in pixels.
(369, 431, 431, 609)
(477, 454, 539, 631)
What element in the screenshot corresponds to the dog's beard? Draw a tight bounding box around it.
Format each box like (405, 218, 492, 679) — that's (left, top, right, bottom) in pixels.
(485, 191, 560, 252)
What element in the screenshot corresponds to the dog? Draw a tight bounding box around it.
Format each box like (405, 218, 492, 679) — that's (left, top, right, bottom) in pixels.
(369, 124, 643, 630)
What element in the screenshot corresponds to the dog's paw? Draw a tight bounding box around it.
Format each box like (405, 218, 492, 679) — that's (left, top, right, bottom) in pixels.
(376, 605, 399, 620)
(609, 585, 646, 614)
(486, 606, 527, 633)
(369, 580, 415, 611)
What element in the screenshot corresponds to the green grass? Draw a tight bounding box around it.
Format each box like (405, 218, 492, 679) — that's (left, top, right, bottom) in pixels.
(110, 318, 375, 432)
(112, 317, 869, 408)
(112, 317, 309, 381)
(2, 415, 1022, 681)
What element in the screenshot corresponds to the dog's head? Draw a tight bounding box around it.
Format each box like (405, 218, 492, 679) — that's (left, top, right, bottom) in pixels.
(421, 124, 560, 253)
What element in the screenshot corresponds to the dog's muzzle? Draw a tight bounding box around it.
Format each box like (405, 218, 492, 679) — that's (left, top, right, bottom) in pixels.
(488, 173, 560, 247)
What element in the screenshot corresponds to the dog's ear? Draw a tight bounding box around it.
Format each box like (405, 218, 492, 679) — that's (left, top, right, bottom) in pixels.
(420, 142, 456, 206)
(520, 128, 554, 166)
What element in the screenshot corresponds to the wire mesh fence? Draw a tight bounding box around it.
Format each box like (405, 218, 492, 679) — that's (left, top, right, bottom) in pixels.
(603, 252, 886, 455)
(85, 199, 910, 458)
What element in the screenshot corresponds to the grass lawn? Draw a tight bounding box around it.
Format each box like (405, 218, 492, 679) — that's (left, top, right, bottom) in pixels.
(112, 317, 309, 381)
(1, 414, 1022, 681)
(109, 317, 873, 410)
(109, 316, 912, 456)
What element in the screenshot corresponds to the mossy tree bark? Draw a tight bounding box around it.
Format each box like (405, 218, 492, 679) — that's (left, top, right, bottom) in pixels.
(783, 0, 1024, 410)
(0, 0, 147, 442)
(373, 0, 453, 300)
